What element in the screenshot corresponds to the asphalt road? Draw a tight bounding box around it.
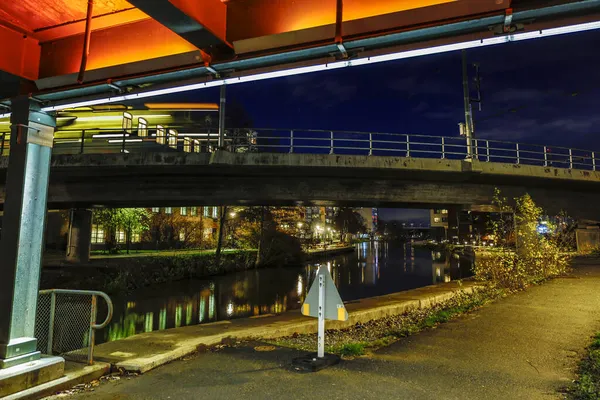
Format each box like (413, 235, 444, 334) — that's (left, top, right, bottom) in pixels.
(50, 261, 600, 400)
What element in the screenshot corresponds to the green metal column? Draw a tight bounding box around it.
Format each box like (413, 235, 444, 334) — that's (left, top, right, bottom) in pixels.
(0, 97, 55, 369)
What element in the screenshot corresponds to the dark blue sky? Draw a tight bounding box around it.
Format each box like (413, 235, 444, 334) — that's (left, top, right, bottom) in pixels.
(166, 29, 600, 222)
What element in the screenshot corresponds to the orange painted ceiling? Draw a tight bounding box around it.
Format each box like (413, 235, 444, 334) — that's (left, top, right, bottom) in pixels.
(0, 0, 133, 32)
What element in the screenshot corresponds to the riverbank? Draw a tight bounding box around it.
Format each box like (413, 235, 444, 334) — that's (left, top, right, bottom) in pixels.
(90, 278, 483, 373)
(49, 257, 600, 400)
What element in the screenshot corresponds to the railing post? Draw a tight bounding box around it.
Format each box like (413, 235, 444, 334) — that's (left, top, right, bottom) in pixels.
(47, 292, 56, 355)
(516, 143, 520, 164)
(569, 148, 573, 169)
(329, 131, 334, 155)
(544, 146, 548, 167)
(593, 152, 596, 171)
(88, 294, 98, 365)
(122, 130, 126, 153)
(406, 135, 410, 157)
(441, 137, 445, 159)
(369, 133, 373, 156)
(80, 130, 85, 154)
(486, 140, 490, 162)
(290, 130, 294, 154)
(474, 139, 479, 160)
(0, 133, 4, 156)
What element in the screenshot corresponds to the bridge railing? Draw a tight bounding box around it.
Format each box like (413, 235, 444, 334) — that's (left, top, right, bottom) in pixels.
(0, 127, 597, 171)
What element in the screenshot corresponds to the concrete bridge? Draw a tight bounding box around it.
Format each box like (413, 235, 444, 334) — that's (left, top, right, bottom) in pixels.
(1, 150, 599, 219)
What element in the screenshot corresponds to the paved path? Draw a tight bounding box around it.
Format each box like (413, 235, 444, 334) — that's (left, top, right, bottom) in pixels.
(51, 260, 600, 400)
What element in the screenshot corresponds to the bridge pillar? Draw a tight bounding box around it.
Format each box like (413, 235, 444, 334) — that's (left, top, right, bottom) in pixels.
(66, 209, 92, 264)
(0, 97, 55, 368)
(447, 207, 460, 243)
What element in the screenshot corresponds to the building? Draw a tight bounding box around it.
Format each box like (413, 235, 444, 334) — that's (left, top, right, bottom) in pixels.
(430, 208, 449, 241)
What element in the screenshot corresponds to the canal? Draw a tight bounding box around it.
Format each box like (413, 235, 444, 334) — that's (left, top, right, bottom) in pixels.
(99, 241, 473, 343)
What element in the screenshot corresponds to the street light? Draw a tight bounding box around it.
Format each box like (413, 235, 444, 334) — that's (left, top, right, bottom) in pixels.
(297, 222, 303, 228)
(229, 212, 237, 218)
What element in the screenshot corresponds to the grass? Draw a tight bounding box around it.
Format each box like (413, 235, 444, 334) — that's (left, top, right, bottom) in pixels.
(336, 343, 367, 357)
(569, 332, 600, 399)
(90, 248, 255, 259)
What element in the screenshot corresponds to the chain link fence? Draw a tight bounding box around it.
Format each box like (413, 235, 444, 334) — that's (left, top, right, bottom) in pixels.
(35, 289, 113, 364)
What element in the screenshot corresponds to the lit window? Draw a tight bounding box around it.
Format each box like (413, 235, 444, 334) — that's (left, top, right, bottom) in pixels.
(91, 224, 104, 244)
(122, 112, 133, 133)
(190, 207, 197, 216)
(168, 129, 178, 150)
(131, 232, 141, 243)
(138, 118, 148, 137)
(434, 217, 441, 223)
(441, 209, 448, 214)
(165, 207, 172, 215)
(193, 139, 200, 153)
(152, 207, 160, 213)
(183, 137, 192, 153)
(117, 229, 126, 244)
(156, 125, 166, 145)
(212, 207, 218, 219)
(204, 207, 210, 217)
(180, 207, 187, 216)
(179, 230, 186, 241)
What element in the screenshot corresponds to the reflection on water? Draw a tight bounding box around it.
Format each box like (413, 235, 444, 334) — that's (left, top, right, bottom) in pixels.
(98, 242, 472, 344)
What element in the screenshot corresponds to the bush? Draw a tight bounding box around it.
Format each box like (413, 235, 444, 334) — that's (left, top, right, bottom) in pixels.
(474, 192, 570, 290)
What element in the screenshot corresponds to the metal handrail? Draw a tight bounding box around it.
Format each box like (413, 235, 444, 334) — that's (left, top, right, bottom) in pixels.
(38, 289, 113, 365)
(1, 126, 598, 172)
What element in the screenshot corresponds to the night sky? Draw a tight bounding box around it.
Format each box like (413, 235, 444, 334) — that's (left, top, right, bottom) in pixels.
(164, 30, 600, 223)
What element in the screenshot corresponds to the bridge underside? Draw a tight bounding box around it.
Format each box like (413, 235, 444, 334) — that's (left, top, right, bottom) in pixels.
(1, 152, 598, 219)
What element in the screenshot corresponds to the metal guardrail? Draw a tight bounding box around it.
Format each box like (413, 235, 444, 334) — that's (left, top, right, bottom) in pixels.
(0, 127, 597, 171)
(35, 289, 113, 365)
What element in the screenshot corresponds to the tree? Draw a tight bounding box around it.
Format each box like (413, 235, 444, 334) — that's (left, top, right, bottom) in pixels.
(333, 208, 366, 241)
(93, 208, 150, 254)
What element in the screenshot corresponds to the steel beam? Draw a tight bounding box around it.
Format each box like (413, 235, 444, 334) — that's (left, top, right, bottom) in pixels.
(0, 97, 55, 368)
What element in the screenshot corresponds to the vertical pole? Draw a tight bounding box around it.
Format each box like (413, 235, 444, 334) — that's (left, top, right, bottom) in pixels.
(593, 152, 596, 171)
(0, 97, 56, 368)
(569, 148, 573, 169)
(121, 130, 126, 153)
(369, 133, 373, 156)
(474, 139, 479, 160)
(47, 292, 56, 355)
(516, 143, 520, 164)
(544, 146, 548, 167)
(290, 130, 294, 153)
(88, 295, 97, 365)
(441, 137, 445, 159)
(218, 85, 226, 149)
(329, 131, 334, 155)
(406, 135, 410, 157)
(80, 130, 85, 154)
(486, 140, 490, 162)
(317, 272, 325, 358)
(462, 50, 474, 158)
(1, 133, 5, 156)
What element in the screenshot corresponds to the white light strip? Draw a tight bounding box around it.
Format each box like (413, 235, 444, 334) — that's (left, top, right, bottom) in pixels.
(0, 113, 10, 119)
(38, 20, 600, 112)
(180, 133, 217, 137)
(108, 138, 143, 143)
(92, 133, 130, 138)
(55, 139, 82, 143)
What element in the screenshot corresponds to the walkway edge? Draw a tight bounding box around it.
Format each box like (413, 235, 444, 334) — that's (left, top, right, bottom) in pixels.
(96, 281, 485, 374)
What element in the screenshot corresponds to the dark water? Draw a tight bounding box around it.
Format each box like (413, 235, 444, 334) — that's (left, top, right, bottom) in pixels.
(98, 242, 472, 343)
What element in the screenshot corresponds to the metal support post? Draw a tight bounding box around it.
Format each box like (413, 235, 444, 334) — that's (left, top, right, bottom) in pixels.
(0, 97, 56, 368)
(47, 292, 56, 355)
(569, 148, 573, 169)
(218, 84, 226, 149)
(317, 274, 325, 358)
(441, 137, 445, 159)
(369, 133, 373, 156)
(290, 130, 294, 153)
(121, 130, 126, 153)
(88, 295, 98, 365)
(0, 133, 5, 156)
(66, 209, 92, 263)
(80, 130, 85, 154)
(486, 140, 490, 162)
(516, 143, 520, 164)
(406, 135, 410, 157)
(544, 146, 548, 167)
(593, 152, 596, 171)
(462, 50, 475, 159)
(329, 131, 334, 154)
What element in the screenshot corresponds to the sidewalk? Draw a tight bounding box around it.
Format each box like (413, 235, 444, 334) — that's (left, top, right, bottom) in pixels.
(50, 258, 600, 400)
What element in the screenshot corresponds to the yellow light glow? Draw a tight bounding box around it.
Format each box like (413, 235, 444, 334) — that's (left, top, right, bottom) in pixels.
(144, 103, 219, 111)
